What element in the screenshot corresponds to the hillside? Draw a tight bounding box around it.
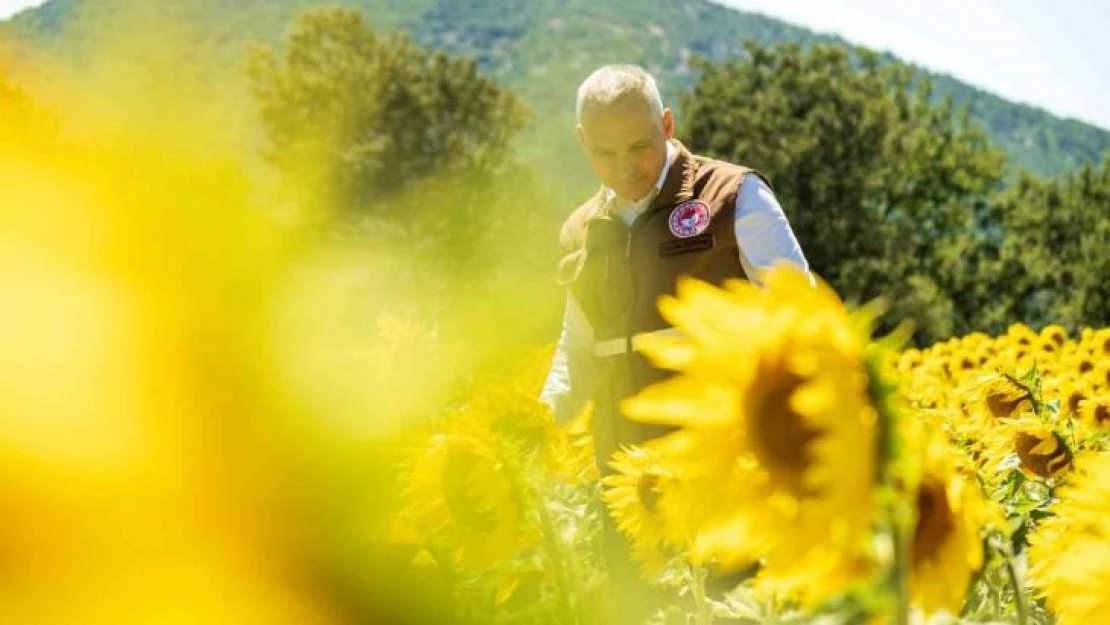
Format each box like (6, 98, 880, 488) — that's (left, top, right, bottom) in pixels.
(4, 0, 1108, 200)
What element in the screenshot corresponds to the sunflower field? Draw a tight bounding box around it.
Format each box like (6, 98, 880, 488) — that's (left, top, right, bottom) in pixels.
(389, 266, 1110, 625)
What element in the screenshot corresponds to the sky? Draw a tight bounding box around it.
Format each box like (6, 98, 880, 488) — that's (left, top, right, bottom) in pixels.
(2, 0, 1108, 129)
(717, 0, 1110, 129)
(0, 0, 45, 21)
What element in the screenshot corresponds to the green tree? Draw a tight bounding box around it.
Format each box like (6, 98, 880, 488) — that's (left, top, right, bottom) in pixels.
(680, 42, 1008, 344)
(245, 7, 528, 214)
(245, 8, 562, 361)
(986, 156, 1110, 332)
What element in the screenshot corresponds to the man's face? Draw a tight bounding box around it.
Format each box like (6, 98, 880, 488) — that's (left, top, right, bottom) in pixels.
(577, 98, 674, 204)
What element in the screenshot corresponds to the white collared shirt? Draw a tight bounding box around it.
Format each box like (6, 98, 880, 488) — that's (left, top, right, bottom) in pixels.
(539, 152, 812, 425)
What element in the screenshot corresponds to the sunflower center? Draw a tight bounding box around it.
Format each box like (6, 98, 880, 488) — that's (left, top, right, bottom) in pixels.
(1014, 430, 1072, 478)
(637, 472, 661, 514)
(1067, 391, 1087, 415)
(985, 390, 1031, 420)
(913, 479, 954, 565)
(441, 452, 500, 533)
(1079, 360, 1094, 374)
(746, 368, 820, 497)
(1096, 405, 1110, 425)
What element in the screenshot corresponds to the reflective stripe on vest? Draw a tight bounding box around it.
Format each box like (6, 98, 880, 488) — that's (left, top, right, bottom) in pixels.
(594, 327, 684, 358)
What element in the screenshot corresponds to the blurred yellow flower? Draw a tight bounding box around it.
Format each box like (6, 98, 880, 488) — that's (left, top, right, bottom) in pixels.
(602, 445, 677, 574)
(402, 430, 536, 570)
(908, 438, 993, 616)
(1040, 324, 1070, 348)
(1078, 395, 1110, 431)
(1086, 361, 1110, 393)
(1057, 376, 1094, 419)
(1081, 328, 1110, 360)
(622, 264, 881, 606)
(0, 48, 350, 624)
(1029, 452, 1110, 624)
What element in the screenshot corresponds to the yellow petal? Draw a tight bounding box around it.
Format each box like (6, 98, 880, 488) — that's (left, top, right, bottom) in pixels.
(636, 333, 699, 371)
(495, 575, 520, 605)
(622, 376, 739, 428)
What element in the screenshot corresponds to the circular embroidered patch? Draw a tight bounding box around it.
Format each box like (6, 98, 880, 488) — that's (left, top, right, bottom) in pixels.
(668, 200, 711, 238)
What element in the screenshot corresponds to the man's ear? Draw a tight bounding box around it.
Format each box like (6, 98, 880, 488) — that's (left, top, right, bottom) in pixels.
(661, 108, 675, 140)
(575, 124, 586, 147)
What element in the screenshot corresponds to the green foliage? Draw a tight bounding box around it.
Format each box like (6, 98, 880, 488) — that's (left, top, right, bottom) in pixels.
(245, 8, 562, 365)
(245, 8, 527, 212)
(986, 156, 1110, 332)
(6, 0, 1109, 205)
(681, 42, 1010, 344)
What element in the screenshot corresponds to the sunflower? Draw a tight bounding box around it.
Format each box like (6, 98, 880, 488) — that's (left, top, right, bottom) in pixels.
(1040, 324, 1070, 348)
(945, 350, 981, 380)
(1038, 361, 1060, 381)
(898, 361, 949, 410)
(960, 373, 1034, 425)
(1010, 417, 1073, 479)
(896, 348, 923, 374)
(631, 431, 769, 575)
(995, 344, 1036, 373)
(1032, 337, 1062, 360)
(401, 430, 535, 569)
(1030, 542, 1110, 625)
(1081, 328, 1110, 359)
(438, 355, 598, 484)
(602, 445, 678, 574)
(908, 438, 994, 616)
(1078, 395, 1110, 431)
(1028, 452, 1110, 624)
(1086, 360, 1110, 392)
(1055, 376, 1093, 420)
(622, 264, 881, 606)
(1002, 323, 1038, 351)
(1070, 350, 1098, 376)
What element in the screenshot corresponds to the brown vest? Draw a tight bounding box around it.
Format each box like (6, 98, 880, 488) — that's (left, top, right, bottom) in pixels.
(558, 140, 767, 468)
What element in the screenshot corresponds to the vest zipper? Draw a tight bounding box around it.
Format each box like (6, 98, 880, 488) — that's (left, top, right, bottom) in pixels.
(625, 228, 634, 357)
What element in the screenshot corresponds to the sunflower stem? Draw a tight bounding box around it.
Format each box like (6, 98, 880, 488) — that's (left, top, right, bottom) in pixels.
(690, 563, 714, 625)
(890, 509, 911, 625)
(499, 438, 579, 625)
(424, 539, 464, 614)
(533, 482, 579, 625)
(1003, 549, 1028, 625)
(866, 346, 910, 625)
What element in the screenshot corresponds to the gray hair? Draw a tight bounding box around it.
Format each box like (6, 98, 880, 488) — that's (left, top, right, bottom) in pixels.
(575, 64, 665, 123)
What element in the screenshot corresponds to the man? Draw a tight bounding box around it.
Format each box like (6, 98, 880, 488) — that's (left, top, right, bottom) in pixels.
(538, 64, 811, 622)
(541, 64, 810, 459)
